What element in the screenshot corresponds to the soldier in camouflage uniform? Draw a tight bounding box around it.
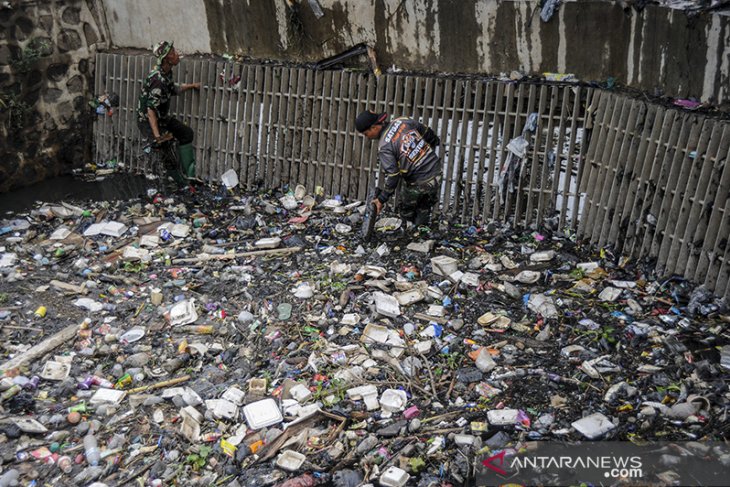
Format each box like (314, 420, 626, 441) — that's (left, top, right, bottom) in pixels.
(137, 41, 201, 185)
(355, 110, 442, 228)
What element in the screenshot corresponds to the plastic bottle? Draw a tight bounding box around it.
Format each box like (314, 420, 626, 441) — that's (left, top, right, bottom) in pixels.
(474, 348, 496, 372)
(0, 469, 19, 487)
(0, 384, 21, 402)
(83, 434, 101, 466)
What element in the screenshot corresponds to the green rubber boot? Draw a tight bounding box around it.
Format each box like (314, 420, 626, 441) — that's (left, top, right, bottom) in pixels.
(178, 143, 197, 179)
(161, 151, 185, 188)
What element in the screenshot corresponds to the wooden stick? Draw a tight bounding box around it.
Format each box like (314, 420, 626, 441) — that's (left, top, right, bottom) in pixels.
(416, 349, 439, 401)
(125, 374, 191, 394)
(446, 371, 457, 401)
(412, 313, 448, 325)
(172, 246, 301, 264)
(0, 323, 79, 373)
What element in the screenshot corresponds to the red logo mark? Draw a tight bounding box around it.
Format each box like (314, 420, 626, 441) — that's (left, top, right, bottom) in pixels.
(482, 450, 508, 475)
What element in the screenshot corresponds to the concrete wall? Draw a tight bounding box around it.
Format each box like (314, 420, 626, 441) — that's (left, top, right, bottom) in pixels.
(100, 0, 730, 108)
(0, 0, 107, 192)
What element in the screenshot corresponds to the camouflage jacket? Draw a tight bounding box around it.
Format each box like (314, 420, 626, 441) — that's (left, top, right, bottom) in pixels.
(137, 66, 177, 123)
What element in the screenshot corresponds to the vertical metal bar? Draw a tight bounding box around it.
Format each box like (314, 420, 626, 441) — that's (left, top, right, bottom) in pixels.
(595, 99, 641, 247)
(623, 106, 667, 254)
(560, 86, 582, 230)
(272, 68, 289, 189)
(639, 112, 691, 256)
(331, 71, 347, 196)
(504, 84, 527, 224)
(93, 53, 102, 167)
(462, 80, 483, 223)
(630, 110, 682, 257)
(701, 167, 730, 290)
(547, 86, 570, 224)
(606, 100, 647, 248)
(473, 81, 492, 223)
(280, 67, 295, 187)
(263, 66, 281, 188)
(582, 91, 623, 239)
(570, 87, 595, 231)
(535, 85, 559, 228)
(213, 61, 230, 180)
(650, 115, 702, 265)
(709, 199, 730, 295)
(493, 83, 514, 221)
(688, 123, 730, 280)
(354, 73, 372, 199)
(300, 69, 317, 188)
(338, 72, 356, 199)
(667, 122, 725, 276)
(256, 66, 274, 186)
(482, 82, 504, 224)
(403, 76, 412, 116)
(442, 80, 461, 218)
(514, 83, 538, 227)
(219, 63, 237, 175)
(238, 65, 255, 185)
(247, 65, 265, 189)
(290, 68, 309, 188)
(314, 70, 332, 193)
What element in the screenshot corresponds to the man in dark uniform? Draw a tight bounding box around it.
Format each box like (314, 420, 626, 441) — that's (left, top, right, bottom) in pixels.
(137, 40, 200, 184)
(355, 110, 442, 227)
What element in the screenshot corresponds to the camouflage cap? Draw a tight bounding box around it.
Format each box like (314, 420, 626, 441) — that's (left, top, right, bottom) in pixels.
(153, 40, 174, 63)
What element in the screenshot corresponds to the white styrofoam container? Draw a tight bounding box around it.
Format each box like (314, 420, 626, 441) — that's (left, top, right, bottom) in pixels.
(89, 388, 126, 406)
(380, 466, 410, 487)
(243, 398, 283, 429)
(373, 292, 401, 318)
(289, 383, 313, 403)
(169, 299, 198, 326)
(222, 386, 246, 406)
(205, 399, 238, 419)
(431, 255, 458, 276)
(276, 450, 306, 471)
(487, 408, 519, 426)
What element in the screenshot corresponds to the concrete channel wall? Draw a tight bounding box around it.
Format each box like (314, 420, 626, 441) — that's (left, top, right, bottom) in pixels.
(100, 0, 730, 109)
(0, 0, 108, 192)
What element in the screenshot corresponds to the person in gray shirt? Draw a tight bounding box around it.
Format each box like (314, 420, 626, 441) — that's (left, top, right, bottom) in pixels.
(355, 110, 441, 227)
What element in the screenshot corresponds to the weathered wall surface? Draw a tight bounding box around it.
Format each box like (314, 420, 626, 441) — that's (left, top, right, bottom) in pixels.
(101, 0, 730, 108)
(0, 0, 107, 192)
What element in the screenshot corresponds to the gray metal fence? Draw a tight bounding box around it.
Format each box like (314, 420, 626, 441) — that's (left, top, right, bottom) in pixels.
(93, 53, 590, 229)
(580, 90, 730, 300)
(93, 53, 730, 297)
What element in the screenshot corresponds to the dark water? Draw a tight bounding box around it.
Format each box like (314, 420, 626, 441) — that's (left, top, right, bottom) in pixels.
(0, 173, 155, 215)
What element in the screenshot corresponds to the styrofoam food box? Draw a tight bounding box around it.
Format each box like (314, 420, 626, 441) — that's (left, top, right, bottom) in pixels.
(243, 398, 283, 429)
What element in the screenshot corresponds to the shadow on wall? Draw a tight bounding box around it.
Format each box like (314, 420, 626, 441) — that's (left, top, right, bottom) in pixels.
(0, 1, 107, 193)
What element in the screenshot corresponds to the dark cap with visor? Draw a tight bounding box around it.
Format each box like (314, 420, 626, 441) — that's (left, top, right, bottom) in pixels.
(355, 111, 388, 133)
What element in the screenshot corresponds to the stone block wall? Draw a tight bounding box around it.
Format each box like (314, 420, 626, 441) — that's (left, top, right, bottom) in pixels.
(0, 0, 107, 192)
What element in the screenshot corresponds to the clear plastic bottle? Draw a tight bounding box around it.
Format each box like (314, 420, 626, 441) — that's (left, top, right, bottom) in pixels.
(0, 469, 19, 487)
(83, 434, 101, 466)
